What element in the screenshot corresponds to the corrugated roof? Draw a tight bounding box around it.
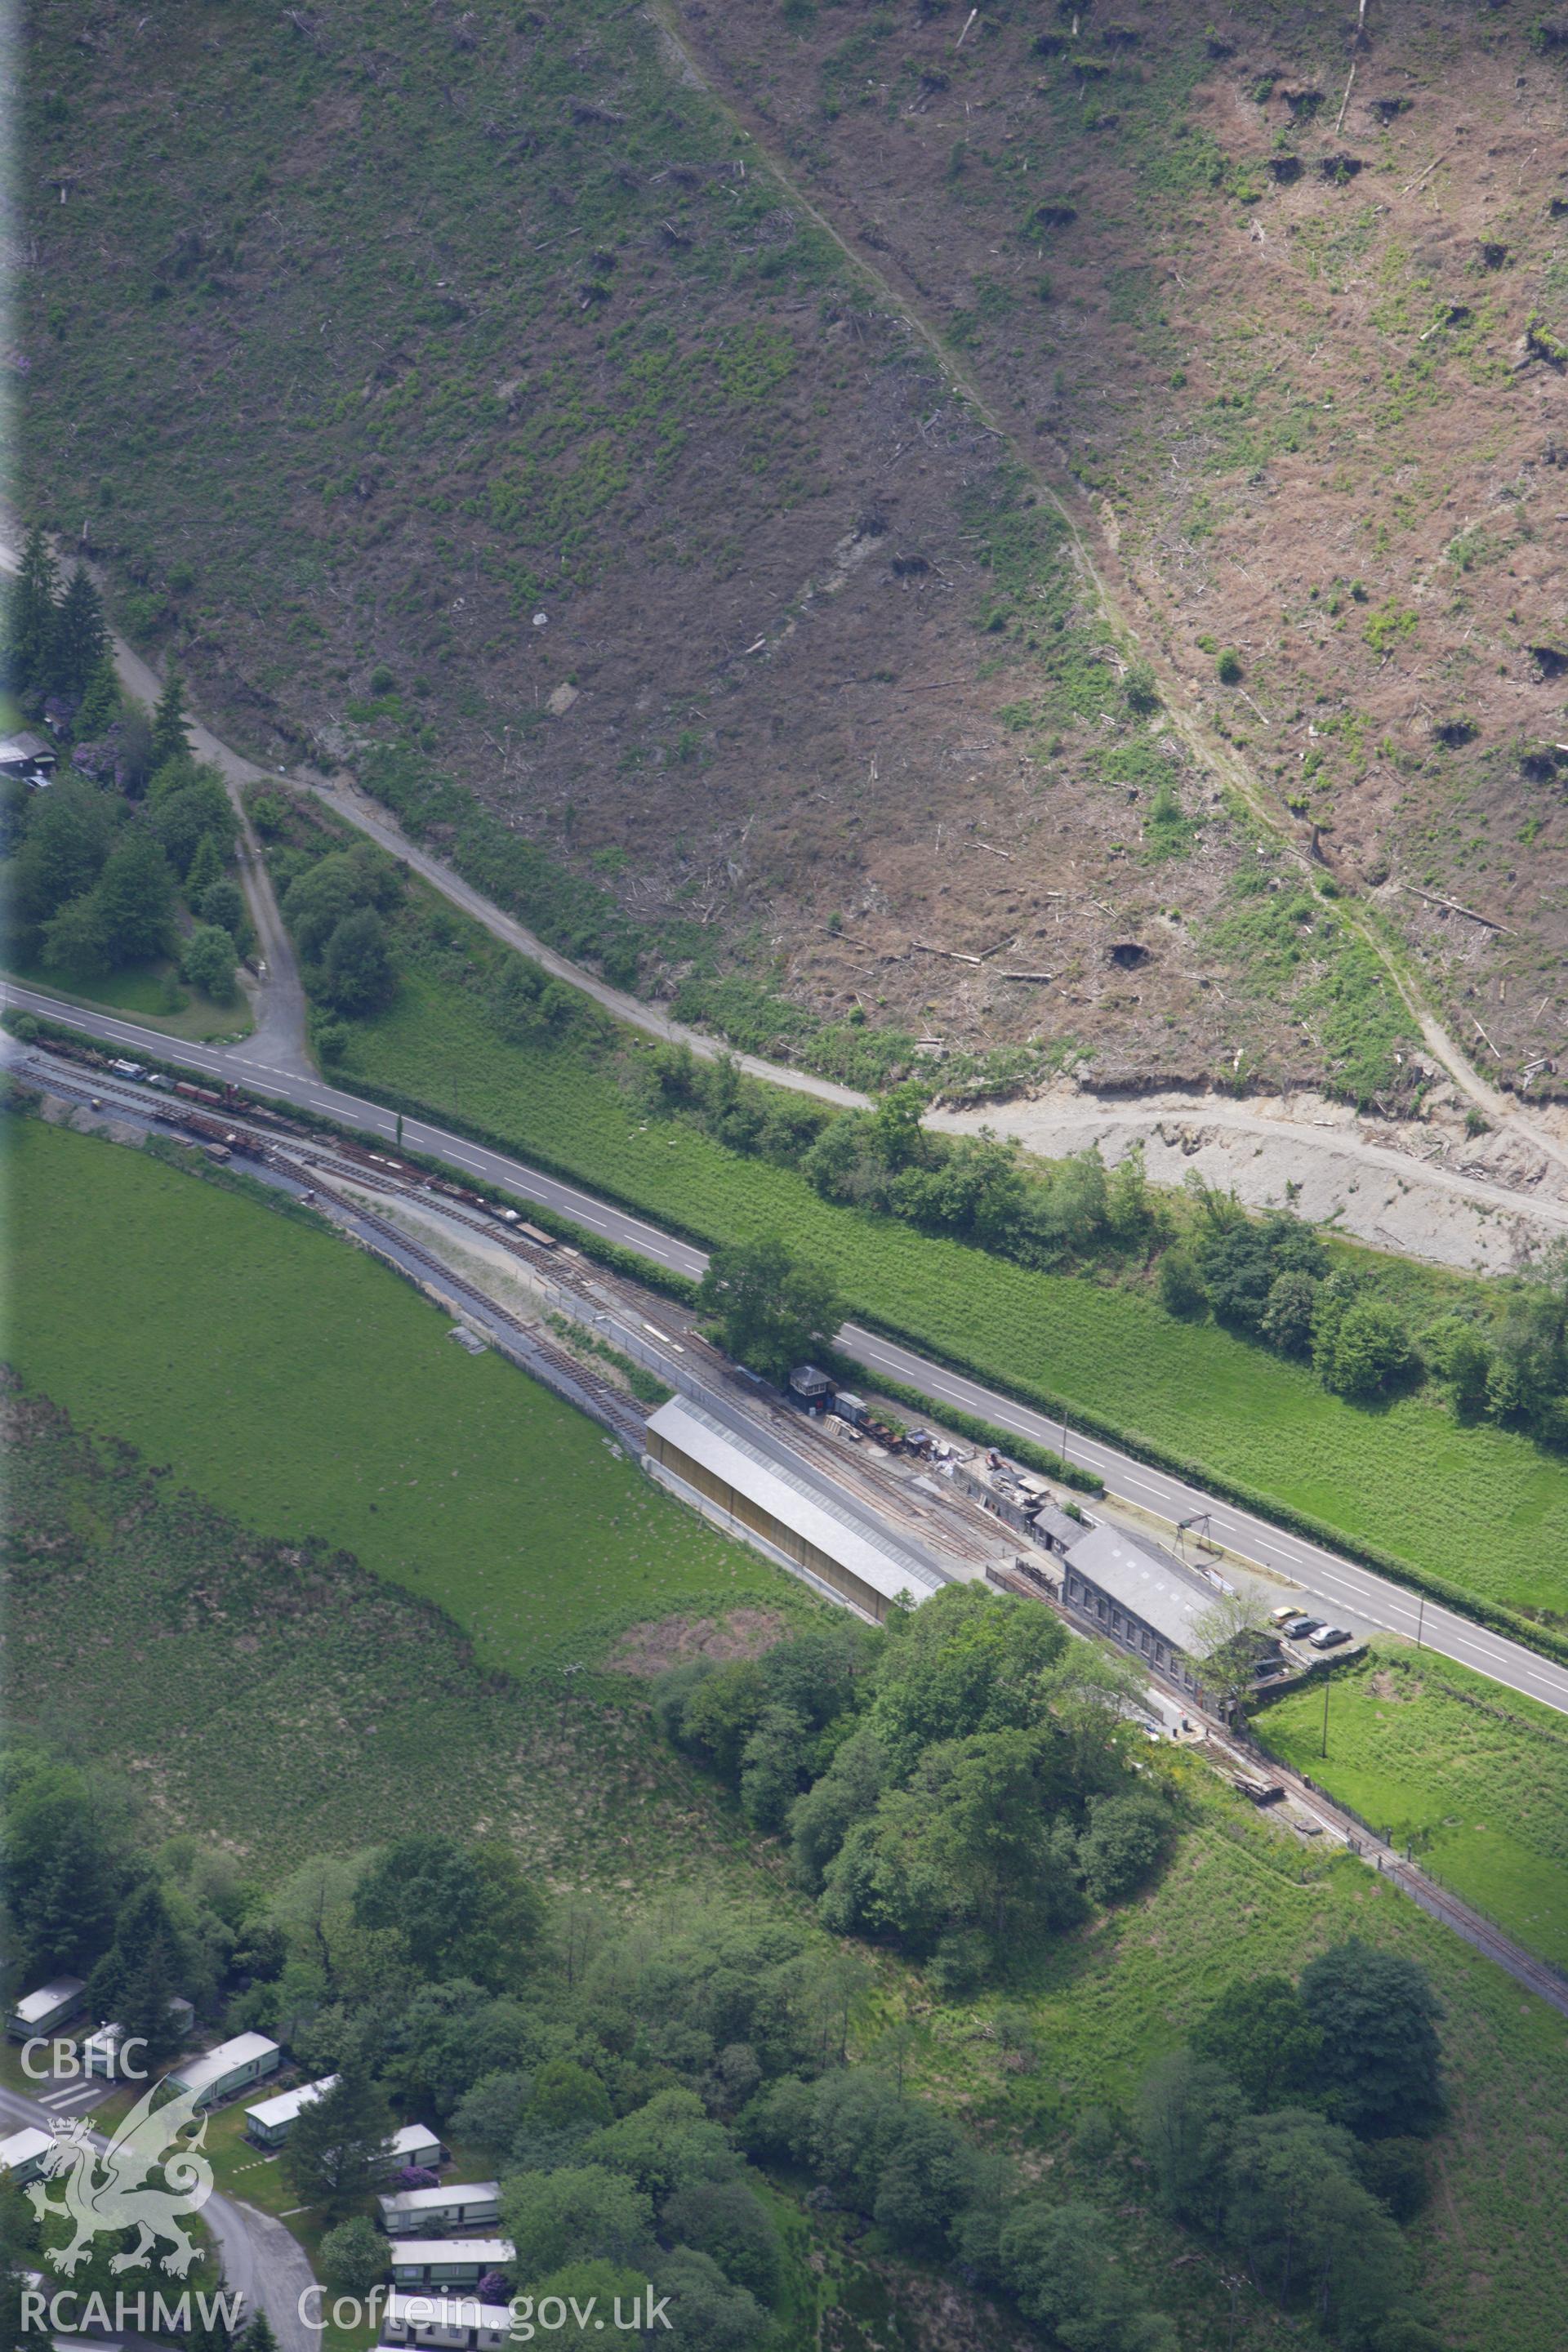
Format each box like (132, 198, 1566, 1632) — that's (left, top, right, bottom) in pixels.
(386, 2293, 512, 2328)
(381, 2182, 500, 2218)
(388, 2241, 513, 2269)
(1064, 1524, 1221, 1651)
(647, 1395, 950, 1606)
(10, 1977, 84, 2025)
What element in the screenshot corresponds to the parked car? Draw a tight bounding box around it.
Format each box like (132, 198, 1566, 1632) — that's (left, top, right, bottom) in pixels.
(1271, 1605, 1303, 1625)
(1309, 1625, 1352, 1650)
(1282, 1615, 1321, 1639)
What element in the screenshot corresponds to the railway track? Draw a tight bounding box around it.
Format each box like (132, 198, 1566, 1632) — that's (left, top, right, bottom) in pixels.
(22, 1049, 1568, 2018)
(325, 1193, 649, 1450)
(20, 1057, 649, 1451)
(1212, 1731, 1568, 2020)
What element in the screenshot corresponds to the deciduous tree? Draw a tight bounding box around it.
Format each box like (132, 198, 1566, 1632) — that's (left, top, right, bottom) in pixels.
(352, 1837, 545, 1990)
(1134, 2051, 1245, 2228)
(96, 827, 176, 964)
(1298, 1940, 1445, 2138)
(697, 1237, 841, 1382)
(501, 2165, 653, 2277)
(1191, 1975, 1322, 2111)
(318, 2216, 386, 2298)
(181, 924, 238, 1002)
(323, 906, 395, 1014)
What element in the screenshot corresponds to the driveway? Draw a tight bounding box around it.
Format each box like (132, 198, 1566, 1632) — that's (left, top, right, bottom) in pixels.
(0, 2081, 319, 2352)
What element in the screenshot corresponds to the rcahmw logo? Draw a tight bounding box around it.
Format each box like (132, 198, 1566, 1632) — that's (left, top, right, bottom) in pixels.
(21, 2290, 244, 2338)
(25, 2077, 215, 2278)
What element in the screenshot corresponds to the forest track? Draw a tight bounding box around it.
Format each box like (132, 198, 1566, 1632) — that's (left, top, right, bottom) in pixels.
(643, 3, 1568, 1192)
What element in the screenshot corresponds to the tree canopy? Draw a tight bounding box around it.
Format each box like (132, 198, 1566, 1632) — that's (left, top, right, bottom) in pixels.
(281, 2069, 394, 2216)
(697, 1236, 842, 1381)
(352, 1836, 545, 1990)
(1298, 1940, 1446, 2138)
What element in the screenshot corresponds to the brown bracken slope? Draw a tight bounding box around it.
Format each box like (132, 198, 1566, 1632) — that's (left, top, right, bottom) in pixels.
(19, 0, 1568, 1096)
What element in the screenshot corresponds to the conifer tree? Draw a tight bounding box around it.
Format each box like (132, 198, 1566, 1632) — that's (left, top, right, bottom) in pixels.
(74, 656, 121, 740)
(188, 2299, 233, 2352)
(87, 1881, 186, 2059)
(150, 666, 192, 772)
(281, 2072, 394, 2218)
(237, 2314, 277, 2352)
(7, 524, 60, 696)
(185, 831, 225, 901)
(51, 565, 111, 703)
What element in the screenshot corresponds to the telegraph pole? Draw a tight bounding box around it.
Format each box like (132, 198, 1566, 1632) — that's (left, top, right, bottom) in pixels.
(1321, 1668, 1331, 1759)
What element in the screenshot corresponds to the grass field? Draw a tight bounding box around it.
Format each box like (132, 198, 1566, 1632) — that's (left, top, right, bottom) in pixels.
(329, 962, 1568, 1622)
(976, 1793, 1568, 2352)
(13, 1117, 1568, 2346)
(1254, 1645, 1568, 1972)
(4, 1116, 793, 1679)
(3, 954, 254, 1040)
(2, 1376, 808, 1891)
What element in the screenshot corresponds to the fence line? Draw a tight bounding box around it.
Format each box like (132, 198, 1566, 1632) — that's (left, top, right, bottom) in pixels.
(1241, 1738, 1568, 1993)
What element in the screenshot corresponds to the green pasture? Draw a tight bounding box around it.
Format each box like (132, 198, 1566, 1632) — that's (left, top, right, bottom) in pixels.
(3, 952, 252, 1040)
(4, 1116, 787, 1678)
(1255, 1645, 1568, 1971)
(333, 966, 1568, 1621)
(995, 1792, 1568, 2352)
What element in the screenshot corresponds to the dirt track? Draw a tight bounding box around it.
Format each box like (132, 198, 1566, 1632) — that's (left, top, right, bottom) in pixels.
(16, 540, 1568, 1275)
(933, 1078, 1568, 1272)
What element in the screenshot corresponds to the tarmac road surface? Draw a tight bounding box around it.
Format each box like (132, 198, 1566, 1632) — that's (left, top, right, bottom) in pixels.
(9, 978, 1568, 1722)
(0, 2080, 319, 2352)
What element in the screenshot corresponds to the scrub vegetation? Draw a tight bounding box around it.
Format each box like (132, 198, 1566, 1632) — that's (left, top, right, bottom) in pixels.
(8, 1115, 1568, 2347)
(2, 541, 254, 1034)
(243, 840, 1568, 1633)
(16, 0, 1441, 1100)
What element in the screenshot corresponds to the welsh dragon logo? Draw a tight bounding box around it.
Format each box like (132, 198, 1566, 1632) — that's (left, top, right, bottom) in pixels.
(27, 2079, 215, 2277)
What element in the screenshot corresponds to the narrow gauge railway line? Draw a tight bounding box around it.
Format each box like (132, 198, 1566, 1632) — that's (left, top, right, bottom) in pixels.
(22, 1049, 1568, 2017)
(20, 1058, 648, 1450)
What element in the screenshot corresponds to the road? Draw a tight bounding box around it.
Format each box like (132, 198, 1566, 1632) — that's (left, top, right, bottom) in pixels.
(27, 1046, 1568, 2023)
(12, 978, 1568, 1722)
(101, 621, 312, 1076)
(0, 2081, 318, 2352)
(0, 530, 862, 1110)
(23, 533, 1568, 1257)
(305, 777, 871, 1107)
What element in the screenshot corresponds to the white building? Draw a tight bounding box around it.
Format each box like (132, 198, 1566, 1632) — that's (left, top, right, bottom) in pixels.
(644, 1394, 952, 1623)
(378, 2182, 501, 2238)
(382, 2291, 510, 2351)
(166, 2032, 281, 2109)
(243, 2073, 339, 2148)
(0, 2128, 54, 2185)
(82, 2001, 196, 2077)
(7, 1977, 86, 2041)
(385, 2124, 443, 2175)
